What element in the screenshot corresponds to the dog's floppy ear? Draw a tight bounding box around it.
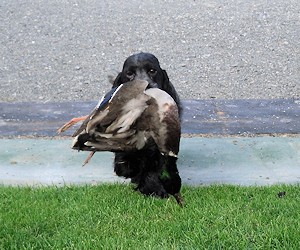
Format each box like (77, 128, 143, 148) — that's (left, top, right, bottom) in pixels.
(161, 69, 170, 85)
(161, 70, 182, 117)
(112, 72, 123, 88)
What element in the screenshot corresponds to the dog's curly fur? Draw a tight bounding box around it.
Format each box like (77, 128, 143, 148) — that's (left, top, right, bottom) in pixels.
(112, 52, 182, 198)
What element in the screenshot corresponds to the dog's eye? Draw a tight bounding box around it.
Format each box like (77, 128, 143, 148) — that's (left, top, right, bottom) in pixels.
(126, 71, 134, 78)
(148, 69, 157, 75)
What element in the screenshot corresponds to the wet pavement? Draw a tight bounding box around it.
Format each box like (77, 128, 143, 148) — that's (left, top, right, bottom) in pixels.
(1, 99, 299, 136)
(1, 137, 299, 187)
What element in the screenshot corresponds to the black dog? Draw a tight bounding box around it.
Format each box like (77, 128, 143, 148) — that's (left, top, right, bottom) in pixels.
(112, 52, 182, 198)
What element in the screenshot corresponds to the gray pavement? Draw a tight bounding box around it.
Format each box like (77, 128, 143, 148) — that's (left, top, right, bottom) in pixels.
(1, 0, 300, 102)
(0, 1, 299, 187)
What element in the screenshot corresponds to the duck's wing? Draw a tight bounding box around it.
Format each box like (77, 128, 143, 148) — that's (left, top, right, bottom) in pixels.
(72, 85, 124, 137)
(143, 88, 181, 157)
(72, 80, 152, 152)
(85, 80, 150, 135)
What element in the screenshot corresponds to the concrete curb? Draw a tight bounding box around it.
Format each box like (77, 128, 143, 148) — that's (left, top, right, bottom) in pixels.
(1, 137, 299, 187)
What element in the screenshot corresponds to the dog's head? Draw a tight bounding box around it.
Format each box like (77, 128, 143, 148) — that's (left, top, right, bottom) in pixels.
(113, 52, 169, 89)
(112, 52, 181, 116)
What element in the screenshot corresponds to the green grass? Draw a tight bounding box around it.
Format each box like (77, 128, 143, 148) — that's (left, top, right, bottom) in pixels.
(0, 184, 299, 249)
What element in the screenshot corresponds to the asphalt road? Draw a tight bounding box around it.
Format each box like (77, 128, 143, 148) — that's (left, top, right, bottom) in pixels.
(1, 0, 299, 102)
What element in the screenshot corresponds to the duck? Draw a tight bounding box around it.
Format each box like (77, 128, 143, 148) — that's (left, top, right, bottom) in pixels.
(57, 79, 183, 205)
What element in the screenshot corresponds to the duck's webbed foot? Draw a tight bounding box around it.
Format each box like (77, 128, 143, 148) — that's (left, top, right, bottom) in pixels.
(57, 116, 88, 134)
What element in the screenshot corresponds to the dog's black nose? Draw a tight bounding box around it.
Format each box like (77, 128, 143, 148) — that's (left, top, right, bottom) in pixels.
(146, 82, 158, 88)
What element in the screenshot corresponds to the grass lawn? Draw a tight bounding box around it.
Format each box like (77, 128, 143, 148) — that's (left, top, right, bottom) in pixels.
(0, 184, 299, 249)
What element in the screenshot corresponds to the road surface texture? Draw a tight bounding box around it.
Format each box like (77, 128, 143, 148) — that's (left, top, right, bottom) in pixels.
(1, 0, 299, 102)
